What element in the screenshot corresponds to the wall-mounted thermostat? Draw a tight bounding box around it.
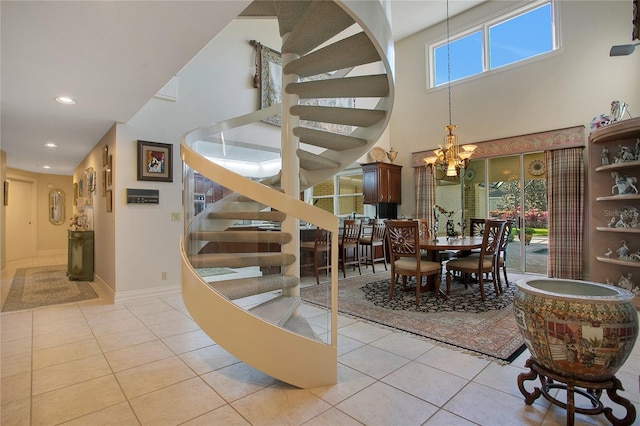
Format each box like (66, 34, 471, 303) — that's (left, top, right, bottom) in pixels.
(126, 188, 159, 204)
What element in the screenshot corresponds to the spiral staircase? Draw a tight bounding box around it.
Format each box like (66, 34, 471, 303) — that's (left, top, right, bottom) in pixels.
(180, 0, 394, 388)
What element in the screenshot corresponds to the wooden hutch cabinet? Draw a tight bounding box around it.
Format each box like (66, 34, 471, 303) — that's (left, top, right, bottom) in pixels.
(361, 162, 402, 218)
(588, 116, 640, 309)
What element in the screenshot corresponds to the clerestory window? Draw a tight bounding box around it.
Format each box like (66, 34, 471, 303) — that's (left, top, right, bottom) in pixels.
(430, 1, 557, 88)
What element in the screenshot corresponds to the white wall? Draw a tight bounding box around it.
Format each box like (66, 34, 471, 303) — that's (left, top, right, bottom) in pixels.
(391, 0, 639, 217)
(113, 19, 283, 294)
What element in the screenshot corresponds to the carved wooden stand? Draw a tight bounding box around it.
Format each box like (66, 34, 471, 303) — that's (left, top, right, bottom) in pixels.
(517, 358, 636, 426)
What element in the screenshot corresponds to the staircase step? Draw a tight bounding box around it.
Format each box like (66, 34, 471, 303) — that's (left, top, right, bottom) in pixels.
(284, 32, 379, 78)
(283, 314, 321, 341)
(281, 1, 355, 55)
(272, 1, 312, 36)
(190, 230, 292, 244)
(189, 252, 296, 268)
(206, 211, 286, 222)
(286, 75, 389, 99)
(295, 127, 367, 151)
(209, 274, 299, 300)
(249, 295, 300, 327)
(297, 150, 340, 170)
(291, 105, 386, 127)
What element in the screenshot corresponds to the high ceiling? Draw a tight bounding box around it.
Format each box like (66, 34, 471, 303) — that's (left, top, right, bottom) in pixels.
(1, 1, 485, 175)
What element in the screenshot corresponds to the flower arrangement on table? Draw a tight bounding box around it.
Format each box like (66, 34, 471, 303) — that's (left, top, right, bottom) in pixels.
(433, 205, 460, 238)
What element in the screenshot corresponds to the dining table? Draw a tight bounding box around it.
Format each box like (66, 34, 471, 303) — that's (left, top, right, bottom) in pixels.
(418, 235, 485, 295)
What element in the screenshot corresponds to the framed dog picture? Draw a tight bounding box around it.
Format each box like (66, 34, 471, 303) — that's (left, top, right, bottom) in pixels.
(137, 140, 173, 182)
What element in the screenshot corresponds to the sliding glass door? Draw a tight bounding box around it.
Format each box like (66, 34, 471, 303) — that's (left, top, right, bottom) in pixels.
(460, 153, 547, 275)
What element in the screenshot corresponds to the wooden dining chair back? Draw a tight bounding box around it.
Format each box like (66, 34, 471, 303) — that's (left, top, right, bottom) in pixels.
(359, 219, 387, 273)
(385, 220, 441, 305)
(300, 228, 331, 285)
(496, 219, 515, 291)
(469, 218, 486, 237)
(444, 220, 506, 301)
(339, 219, 362, 278)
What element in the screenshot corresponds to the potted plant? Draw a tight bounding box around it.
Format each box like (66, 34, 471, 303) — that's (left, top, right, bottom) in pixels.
(524, 227, 535, 245)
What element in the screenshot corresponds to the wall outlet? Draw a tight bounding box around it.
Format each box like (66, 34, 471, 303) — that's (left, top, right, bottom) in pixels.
(161, 272, 167, 280)
(171, 212, 181, 222)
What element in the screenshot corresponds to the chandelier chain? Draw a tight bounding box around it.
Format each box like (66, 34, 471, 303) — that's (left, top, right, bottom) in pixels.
(446, 0, 452, 126)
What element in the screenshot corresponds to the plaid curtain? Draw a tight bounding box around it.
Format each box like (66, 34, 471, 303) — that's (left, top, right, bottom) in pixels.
(546, 147, 584, 279)
(415, 167, 435, 229)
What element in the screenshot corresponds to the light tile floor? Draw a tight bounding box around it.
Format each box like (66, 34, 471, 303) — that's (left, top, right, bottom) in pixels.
(1, 255, 639, 425)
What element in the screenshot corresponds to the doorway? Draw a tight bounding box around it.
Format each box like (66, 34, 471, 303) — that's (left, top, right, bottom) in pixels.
(462, 153, 548, 274)
(6, 177, 37, 262)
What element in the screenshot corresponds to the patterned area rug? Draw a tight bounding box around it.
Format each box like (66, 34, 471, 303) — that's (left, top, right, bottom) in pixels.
(2, 265, 99, 312)
(301, 273, 526, 362)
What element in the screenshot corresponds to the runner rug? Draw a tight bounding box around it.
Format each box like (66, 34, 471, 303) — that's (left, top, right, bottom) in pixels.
(2, 265, 99, 312)
(301, 273, 527, 363)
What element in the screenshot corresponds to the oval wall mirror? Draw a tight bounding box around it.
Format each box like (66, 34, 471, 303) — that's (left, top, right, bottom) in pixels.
(49, 189, 65, 225)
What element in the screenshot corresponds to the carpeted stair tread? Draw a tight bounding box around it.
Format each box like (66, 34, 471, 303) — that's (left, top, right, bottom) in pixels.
(281, 1, 354, 55)
(209, 274, 299, 300)
(287, 75, 389, 99)
(206, 211, 285, 222)
(294, 127, 367, 151)
(297, 150, 340, 170)
(189, 252, 296, 268)
(190, 230, 292, 244)
(291, 105, 386, 128)
(283, 314, 321, 341)
(284, 32, 379, 78)
(249, 295, 300, 327)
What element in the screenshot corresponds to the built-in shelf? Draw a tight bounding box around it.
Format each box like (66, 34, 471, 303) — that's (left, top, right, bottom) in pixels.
(596, 256, 640, 267)
(590, 117, 640, 144)
(595, 160, 640, 172)
(596, 194, 640, 201)
(595, 227, 640, 233)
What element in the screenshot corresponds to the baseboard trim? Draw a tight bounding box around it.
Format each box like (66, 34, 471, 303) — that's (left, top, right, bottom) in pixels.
(114, 284, 181, 304)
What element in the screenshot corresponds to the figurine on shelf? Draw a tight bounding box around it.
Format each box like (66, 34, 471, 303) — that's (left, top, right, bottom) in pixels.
(604, 248, 612, 258)
(628, 251, 640, 262)
(616, 240, 630, 258)
(601, 146, 610, 166)
(610, 100, 628, 122)
(612, 206, 640, 228)
(611, 171, 638, 195)
(617, 272, 634, 292)
(635, 138, 640, 160)
(614, 145, 635, 163)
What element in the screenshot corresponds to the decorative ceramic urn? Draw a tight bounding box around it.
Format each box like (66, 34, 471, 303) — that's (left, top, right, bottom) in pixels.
(514, 278, 638, 381)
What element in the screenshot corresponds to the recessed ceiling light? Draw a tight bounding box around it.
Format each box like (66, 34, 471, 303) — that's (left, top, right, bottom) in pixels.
(44, 142, 58, 148)
(55, 96, 76, 105)
(42, 165, 51, 169)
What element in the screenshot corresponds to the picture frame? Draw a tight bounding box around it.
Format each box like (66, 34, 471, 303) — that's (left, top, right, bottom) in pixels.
(106, 189, 112, 212)
(3, 181, 8, 206)
(257, 43, 355, 133)
(102, 170, 107, 197)
(85, 167, 96, 193)
(73, 182, 78, 206)
(102, 145, 109, 167)
(107, 154, 112, 186)
(137, 140, 173, 182)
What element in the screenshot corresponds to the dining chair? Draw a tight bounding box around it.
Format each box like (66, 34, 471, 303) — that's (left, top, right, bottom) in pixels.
(300, 228, 331, 285)
(495, 219, 515, 291)
(469, 218, 486, 237)
(359, 219, 387, 273)
(444, 219, 506, 301)
(339, 219, 362, 278)
(385, 220, 442, 305)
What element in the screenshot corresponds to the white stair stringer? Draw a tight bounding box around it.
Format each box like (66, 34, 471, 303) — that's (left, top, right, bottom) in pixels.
(180, 0, 394, 388)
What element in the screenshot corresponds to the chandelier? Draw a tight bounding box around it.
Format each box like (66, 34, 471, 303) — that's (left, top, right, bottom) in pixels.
(423, 0, 476, 177)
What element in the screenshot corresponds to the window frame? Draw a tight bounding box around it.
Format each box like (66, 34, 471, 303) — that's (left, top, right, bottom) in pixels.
(428, 0, 558, 89)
